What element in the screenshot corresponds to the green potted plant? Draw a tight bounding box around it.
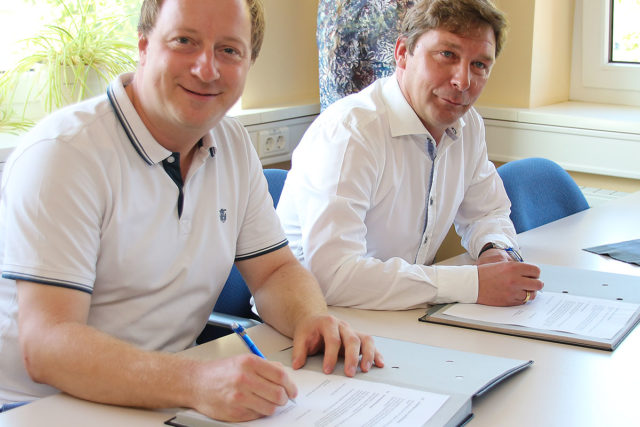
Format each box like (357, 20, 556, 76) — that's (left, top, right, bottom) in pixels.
(2, 0, 137, 117)
(0, 106, 32, 135)
(0, 73, 33, 134)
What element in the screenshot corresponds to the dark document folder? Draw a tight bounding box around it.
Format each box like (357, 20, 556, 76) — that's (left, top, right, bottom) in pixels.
(584, 238, 640, 266)
(421, 264, 640, 351)
(167, 336, 531, 427)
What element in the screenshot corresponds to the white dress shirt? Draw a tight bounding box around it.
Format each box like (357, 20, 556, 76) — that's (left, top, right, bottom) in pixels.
(277, 75, 517, 309)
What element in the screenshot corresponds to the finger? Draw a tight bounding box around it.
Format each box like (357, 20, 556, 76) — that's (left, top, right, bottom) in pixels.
(291, 328, 316, 370)
(338, 324, 362, 377)
(255, 361, 298, 403)
(374, 349, 385, 368)
(515, 262, 541, 279)
(220, 373, 285, 418)
(357, 334, 377, 373)
(520, 277, 544, 291)
(320, 323, 342, 375)
(238, 372, 293, 415)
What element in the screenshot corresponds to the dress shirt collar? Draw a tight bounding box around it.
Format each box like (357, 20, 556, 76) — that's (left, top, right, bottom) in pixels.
(107, 73, 217, 166)
(382, 74, 465, 143)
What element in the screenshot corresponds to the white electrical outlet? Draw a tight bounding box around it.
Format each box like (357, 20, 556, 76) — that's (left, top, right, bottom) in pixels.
(258, 127, 289, 158)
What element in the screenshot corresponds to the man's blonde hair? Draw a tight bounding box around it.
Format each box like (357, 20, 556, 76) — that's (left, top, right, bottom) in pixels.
(137, 0, 265, 61)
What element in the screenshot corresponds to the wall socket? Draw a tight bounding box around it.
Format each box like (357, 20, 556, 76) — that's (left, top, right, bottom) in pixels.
(258, 127, 289, 158)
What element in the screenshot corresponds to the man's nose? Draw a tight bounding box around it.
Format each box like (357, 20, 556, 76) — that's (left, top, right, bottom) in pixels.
(451, 63, 471, 91)
(192, 50, 220, 82)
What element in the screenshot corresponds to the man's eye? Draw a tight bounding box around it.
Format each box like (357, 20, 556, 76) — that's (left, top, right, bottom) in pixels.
(176, 37, 190, 44)
(441, 51, 454, 58)
(223, 47, 239, 55)
(473, 61, 486, 69)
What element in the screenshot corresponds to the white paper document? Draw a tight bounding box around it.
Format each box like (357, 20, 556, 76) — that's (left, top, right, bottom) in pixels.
(176, 367, 449, 427)
(443, 292, 640, 339)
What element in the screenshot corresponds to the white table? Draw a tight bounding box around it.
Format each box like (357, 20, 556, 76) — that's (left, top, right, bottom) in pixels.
(2, 192, 639, 426)
(441, 190, 640, 278)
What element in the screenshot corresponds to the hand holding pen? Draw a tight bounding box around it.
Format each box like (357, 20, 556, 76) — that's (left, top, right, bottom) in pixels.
(231, 322, 296, 404)
(476, 243, 543, 306)
(499, 245, 543, 303)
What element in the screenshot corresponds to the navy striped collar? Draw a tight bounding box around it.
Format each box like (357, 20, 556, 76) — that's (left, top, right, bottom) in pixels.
(107, 73, 217, 165)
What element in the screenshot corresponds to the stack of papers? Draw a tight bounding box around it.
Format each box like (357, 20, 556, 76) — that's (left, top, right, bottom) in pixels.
(167, 336, 532, 427)
(421, 264, 640, 350)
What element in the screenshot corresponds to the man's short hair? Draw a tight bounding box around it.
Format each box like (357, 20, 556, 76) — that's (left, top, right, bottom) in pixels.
(137, 0, 265, 61)
(400, 0, 508, 58)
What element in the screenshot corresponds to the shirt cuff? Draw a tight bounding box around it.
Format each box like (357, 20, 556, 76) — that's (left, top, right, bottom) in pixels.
(430, 265, 478, 304)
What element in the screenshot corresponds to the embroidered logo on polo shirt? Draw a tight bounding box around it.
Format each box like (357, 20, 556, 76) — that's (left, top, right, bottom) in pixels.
(219, 209, 227, 223)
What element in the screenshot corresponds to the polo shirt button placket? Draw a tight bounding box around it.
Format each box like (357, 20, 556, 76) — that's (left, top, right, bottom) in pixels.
(180, 218, 191, 234)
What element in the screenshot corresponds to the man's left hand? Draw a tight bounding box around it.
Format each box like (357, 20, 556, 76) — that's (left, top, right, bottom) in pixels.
(290, 315, 384, 377)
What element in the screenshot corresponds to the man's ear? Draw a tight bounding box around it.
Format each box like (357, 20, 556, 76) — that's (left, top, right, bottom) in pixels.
(394, 37, 409, 70)
(138, 33, 149, 65)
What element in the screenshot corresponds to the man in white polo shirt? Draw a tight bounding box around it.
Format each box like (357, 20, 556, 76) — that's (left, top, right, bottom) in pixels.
(0, 0, 382, 421)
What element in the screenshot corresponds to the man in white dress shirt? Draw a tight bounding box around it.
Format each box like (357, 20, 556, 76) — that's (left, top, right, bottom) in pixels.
(277, 0, 543, 310)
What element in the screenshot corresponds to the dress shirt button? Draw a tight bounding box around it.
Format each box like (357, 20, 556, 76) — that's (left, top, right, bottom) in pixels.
(430, 197, 434, 205)
(167, 156, 175, 163)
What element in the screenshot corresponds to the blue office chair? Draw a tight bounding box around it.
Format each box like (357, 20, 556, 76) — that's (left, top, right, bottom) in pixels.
(263, 168, 288, 206)
(497, 157, 589, 233)
(196, 168, 289, 343)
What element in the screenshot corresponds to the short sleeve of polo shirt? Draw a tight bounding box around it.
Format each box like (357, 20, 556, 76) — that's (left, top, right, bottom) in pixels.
(224, 119, 288, 261)
(1, 137, 103, 292)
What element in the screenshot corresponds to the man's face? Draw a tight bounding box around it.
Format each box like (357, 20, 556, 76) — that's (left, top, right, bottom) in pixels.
(134, 0, 252, 139)
(395, 26, 496, 141)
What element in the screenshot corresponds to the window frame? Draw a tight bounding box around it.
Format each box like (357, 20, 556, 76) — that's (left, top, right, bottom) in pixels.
(580, 0, 640, 92)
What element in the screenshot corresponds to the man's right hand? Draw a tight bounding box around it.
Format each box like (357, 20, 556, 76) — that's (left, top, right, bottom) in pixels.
(476, 261, 543, 306)
(191, 355, 297, 422)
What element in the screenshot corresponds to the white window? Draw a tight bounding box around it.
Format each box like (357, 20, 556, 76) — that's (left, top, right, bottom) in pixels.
(1, 1, 141, 126)
(572, 0, 640, 105)
(0, 1, 140, 73)
(610, 0, 640, 63)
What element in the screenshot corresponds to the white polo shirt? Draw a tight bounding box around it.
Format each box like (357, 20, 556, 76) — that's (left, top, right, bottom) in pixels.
(277, 75, 517, 310)
(0, 73, 286, 403)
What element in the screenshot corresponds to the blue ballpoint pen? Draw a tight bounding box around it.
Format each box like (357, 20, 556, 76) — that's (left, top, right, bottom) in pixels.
(231, 322, 296, 404)
(504, 246, 524, 263)
(231, 321, 265, 358)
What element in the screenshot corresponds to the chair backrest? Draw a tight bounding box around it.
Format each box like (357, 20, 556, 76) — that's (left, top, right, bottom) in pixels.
(263, 168, 288, 207)
(212, 169, 289, 317)
(497, 157, 589, 233)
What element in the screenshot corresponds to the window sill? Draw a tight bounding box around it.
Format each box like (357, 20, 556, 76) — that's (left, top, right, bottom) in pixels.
(476, 102, 640, 179)
(227, 102, 320, 127)
(476, 101, 640, 136)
